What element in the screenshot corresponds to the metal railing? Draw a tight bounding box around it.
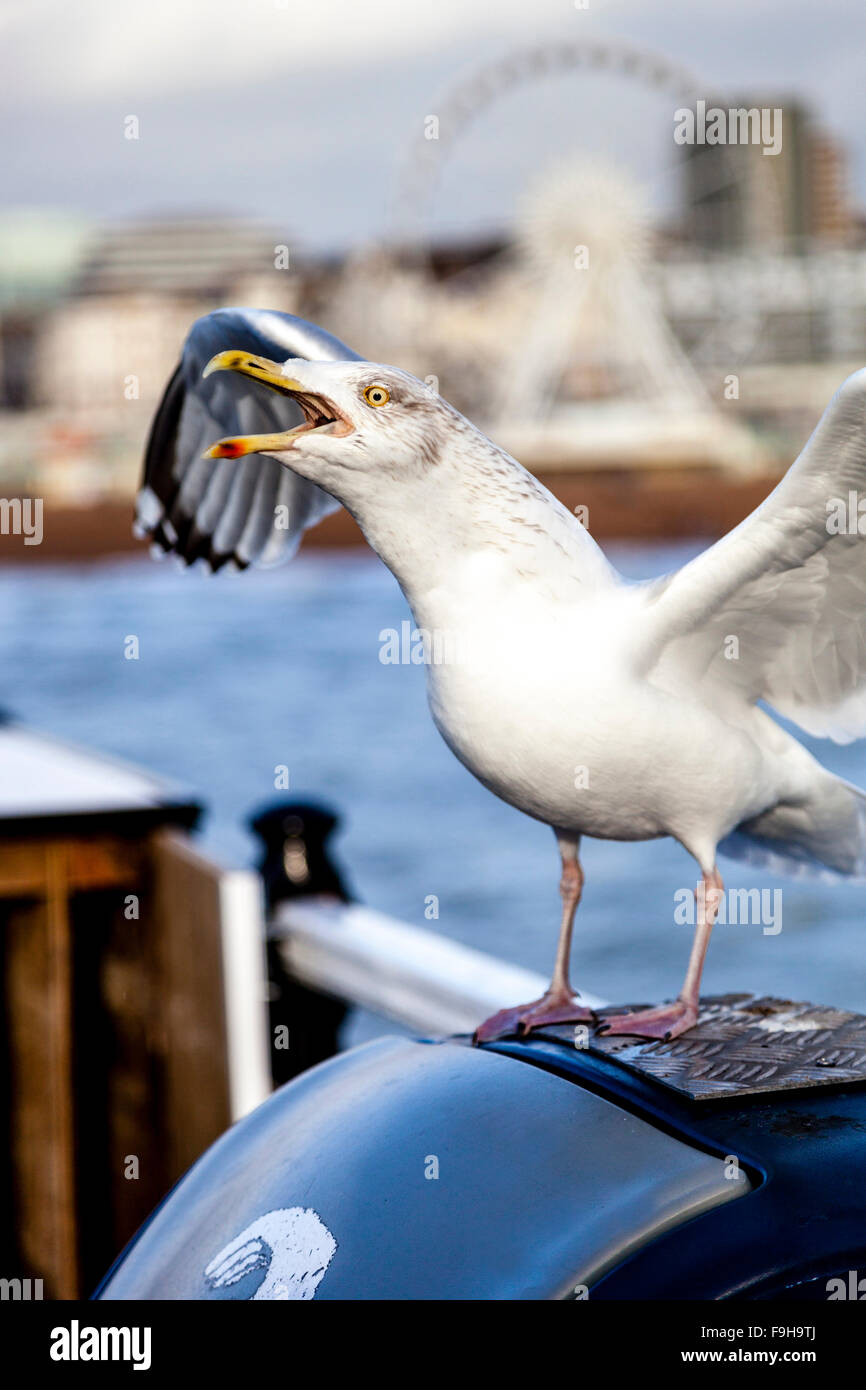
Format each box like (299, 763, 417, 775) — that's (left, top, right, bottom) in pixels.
(271, 896, 606, 1037)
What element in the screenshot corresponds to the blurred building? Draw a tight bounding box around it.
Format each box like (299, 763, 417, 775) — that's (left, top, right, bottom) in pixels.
(2, 217, 308, 500)
(0, 210, 93, 411)
(681, 100, 855, 251)
(808, 130, 853, 243)
(655, 248, 866, 364)
(2, 87, 866, 509)
(36, 218, 299, 416)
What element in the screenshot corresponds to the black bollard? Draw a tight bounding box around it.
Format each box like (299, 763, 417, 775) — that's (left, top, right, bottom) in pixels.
(249, 801, 353, 1087)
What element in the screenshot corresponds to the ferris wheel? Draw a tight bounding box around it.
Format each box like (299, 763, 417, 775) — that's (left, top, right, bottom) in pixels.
(384, 38, 781, 426)
(393, 39, 711, 253)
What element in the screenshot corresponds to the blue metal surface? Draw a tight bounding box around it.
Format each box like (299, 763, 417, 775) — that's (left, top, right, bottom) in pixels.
(489, 1033, 866, 1299)
(95, 1036, 742, 1301)
(95, 1019, 866, 1301)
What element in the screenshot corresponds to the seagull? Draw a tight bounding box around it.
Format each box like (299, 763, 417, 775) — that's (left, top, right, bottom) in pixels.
(138, 308, 866, 1043)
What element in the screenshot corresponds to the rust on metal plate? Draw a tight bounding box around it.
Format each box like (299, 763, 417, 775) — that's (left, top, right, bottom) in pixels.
(538, 994, 866, 1102)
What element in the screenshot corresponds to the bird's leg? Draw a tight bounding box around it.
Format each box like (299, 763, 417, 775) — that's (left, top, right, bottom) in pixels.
(473, 833, 596, 1043)
(597, 866, 724, 1041)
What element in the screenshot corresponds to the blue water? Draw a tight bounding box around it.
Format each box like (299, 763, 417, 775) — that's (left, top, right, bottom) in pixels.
(2, 544, 864, 1013)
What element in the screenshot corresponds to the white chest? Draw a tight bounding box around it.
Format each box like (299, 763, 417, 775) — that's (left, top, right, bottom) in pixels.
(417, 582, 670, 838)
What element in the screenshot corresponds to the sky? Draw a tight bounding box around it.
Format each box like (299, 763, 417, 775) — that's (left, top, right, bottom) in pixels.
(1, 0, 865, 252)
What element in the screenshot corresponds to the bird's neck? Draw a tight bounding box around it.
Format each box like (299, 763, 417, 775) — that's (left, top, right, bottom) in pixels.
(336, 432, 612, 619)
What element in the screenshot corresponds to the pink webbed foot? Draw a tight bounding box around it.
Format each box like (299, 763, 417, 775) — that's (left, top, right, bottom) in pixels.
(474, 991, 596, 1044)
(596, 999, 698, 1042)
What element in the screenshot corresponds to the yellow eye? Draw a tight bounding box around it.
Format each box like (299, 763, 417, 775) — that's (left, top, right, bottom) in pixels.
(364, 384, 390, 407)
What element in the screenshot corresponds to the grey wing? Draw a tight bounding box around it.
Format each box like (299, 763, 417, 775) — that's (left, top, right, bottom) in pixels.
(136, 308, 363, 571)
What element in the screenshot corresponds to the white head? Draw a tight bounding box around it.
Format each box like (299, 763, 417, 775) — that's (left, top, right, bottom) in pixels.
(202, 353, 453, 494)
(200, 349, 585, 601)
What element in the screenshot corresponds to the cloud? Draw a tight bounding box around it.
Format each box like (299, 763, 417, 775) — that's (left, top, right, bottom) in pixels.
(1, 0, 571, 105)
(2, 0, 866, 251)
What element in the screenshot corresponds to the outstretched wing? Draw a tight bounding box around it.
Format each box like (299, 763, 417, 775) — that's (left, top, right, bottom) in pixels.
(136, 308, 363, 571)
(643, 368, 866, 741)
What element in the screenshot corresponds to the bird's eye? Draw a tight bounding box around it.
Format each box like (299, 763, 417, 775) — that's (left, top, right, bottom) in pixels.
(364, 385, 390, 407)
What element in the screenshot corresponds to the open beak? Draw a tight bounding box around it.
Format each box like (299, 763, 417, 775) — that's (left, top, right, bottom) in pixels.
(201, 350, 351, 459)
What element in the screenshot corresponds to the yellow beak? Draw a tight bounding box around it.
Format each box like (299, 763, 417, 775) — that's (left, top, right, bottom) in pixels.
(201, 351, 308, 459)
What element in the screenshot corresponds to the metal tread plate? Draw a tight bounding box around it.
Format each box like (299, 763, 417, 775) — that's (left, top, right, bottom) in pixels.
(537, 994, 866, 1102)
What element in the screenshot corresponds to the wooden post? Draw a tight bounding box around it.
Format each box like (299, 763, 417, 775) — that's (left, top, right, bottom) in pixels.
(3, 847, 77, 1298)
(0, 825, 269, 1298)
(150, 829, 234, 1181)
